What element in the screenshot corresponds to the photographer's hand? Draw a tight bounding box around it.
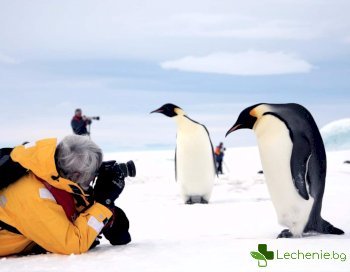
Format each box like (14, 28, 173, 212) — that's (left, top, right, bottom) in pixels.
(82, 115, 92, 125)
(103, 206, 131, 245)
(93, 161, 125, 208)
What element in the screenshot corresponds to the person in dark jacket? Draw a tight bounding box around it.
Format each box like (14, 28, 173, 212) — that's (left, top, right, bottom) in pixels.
(71, 109, 91, 136)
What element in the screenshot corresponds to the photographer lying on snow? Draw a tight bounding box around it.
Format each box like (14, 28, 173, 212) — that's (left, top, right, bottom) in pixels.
(0, 135, 134, 256)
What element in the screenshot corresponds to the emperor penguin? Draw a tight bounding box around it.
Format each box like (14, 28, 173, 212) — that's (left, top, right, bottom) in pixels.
(226, 103, 344, 238)
(151, 103, 216, 204)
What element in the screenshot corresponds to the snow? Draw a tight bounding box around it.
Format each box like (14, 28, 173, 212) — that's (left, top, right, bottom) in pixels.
(1, 147, 350, 271)
(321, 119, 350, 151)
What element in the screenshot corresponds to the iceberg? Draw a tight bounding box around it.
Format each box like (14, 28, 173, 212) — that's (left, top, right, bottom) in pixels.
(320, 119, 350, 151)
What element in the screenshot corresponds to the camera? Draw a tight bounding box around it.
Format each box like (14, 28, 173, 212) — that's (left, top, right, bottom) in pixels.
(93, 160, 136, 205)
(91, 160, 134, 246)
(85, 116, 100, 121)
(83, 116, 100, 121)
(96, 160, 136, 181)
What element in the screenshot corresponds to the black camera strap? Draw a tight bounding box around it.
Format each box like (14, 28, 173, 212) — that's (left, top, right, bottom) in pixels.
(0, 220, 21, 235)
(0, 147, 28, 191)
(0, 146, 26, 236)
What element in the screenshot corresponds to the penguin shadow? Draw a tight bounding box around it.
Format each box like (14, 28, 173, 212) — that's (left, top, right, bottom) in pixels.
(300, 231, 346, 239)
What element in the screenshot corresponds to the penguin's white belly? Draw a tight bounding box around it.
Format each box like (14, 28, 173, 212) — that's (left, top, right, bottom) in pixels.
(255, 115, 314, 236)
(176, 128, 215, 199)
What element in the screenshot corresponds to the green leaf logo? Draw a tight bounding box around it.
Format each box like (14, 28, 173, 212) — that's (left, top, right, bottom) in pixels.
(250, 251, 267, 267)
(250, 251, 266, 260)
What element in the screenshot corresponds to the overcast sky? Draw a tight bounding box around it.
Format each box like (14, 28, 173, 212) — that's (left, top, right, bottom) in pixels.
(0, 0, 349, 151)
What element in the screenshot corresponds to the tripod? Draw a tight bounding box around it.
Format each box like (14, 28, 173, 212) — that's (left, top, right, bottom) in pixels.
(87, 123, 92, 139)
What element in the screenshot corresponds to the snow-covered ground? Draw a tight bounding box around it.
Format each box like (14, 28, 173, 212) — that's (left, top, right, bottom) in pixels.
(1, 147, 350, 271)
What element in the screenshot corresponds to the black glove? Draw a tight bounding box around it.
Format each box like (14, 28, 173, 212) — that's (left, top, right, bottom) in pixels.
(89, 235, 101, 250)
(93, 161, 125, 208)
(103, 206, 131, 245)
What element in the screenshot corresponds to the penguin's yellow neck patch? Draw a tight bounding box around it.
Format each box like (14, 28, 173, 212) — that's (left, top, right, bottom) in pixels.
(251, 104, 271, 130)
(174, 108, 185, 116)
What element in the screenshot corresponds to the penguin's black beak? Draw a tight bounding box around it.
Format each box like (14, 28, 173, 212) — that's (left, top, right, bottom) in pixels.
(150, 108, 163, 114)
(225, 123, 241, 137)
(226, 105, 259, 137)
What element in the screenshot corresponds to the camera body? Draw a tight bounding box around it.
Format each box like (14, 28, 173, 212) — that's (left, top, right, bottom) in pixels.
(93, 160, 136, 207)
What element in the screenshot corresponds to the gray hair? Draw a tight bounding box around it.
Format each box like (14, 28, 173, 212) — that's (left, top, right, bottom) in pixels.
(55, 135, 103, 189)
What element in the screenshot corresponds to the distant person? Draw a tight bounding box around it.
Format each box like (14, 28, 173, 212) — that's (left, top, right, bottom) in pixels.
(215, 142, 226, 174)
(71, 108, 91, 136)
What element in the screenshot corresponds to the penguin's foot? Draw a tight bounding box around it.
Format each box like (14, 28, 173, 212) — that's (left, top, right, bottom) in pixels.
(200, 197, 208, 204)
(277, 229, 293, 238)
(185, 199, 194, 205)
(185, 196, 209, 204)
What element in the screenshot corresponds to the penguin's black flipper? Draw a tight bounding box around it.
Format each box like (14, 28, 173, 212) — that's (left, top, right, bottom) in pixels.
(319, 219, 344, 235)
(290, 135, 311, 200)
(183, 116, 217, 176)
(203, 126, 218, 177)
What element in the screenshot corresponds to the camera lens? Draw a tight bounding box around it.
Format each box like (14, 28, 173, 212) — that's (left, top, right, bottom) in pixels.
(117, 163, 128, 177)
(116, 161, 136, 178)
(126, 160, 136, 177)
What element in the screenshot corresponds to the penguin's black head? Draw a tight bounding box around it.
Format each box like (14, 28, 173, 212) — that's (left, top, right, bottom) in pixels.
(225, 103, 264, 137)
(150, 103, 183, 118)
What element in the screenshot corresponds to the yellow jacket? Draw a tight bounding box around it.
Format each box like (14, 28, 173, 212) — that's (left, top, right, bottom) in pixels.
(0, 138, 112, 256)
